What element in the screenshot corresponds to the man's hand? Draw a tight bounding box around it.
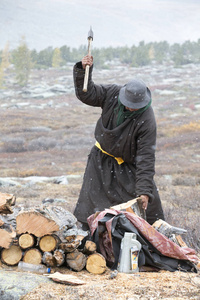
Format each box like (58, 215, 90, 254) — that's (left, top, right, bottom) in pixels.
(139, 195, 149, 210)
(82, 55, 93, 69)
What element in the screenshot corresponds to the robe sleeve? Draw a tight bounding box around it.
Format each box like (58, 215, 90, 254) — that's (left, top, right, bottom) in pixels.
(135, 114, 157, 201)
(73, 61, 108, 108)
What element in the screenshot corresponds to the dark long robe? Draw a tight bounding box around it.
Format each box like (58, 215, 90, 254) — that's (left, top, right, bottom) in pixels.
(73, 62, 164, 225)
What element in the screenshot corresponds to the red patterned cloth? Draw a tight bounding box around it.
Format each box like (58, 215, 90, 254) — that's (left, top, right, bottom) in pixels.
(87, 209, 198, 264)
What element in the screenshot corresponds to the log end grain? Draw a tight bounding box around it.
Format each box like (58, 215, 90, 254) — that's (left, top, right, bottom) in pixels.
(39, 234, 59, 252)
(16, 211, 59, 237)
(19, 233, 36, 249)
(66, 250, 86, 272)
(23, 248, 42, 265)
(1, 245, 22, 266)
(0, 228, 13, 249)
(86, 253, 107, 275)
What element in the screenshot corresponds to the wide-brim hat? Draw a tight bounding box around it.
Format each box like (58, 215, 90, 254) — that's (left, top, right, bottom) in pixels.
(119, 79, 151, 109)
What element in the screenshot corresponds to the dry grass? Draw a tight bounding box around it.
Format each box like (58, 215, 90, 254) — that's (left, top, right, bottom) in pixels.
(21, 269, 200, 300)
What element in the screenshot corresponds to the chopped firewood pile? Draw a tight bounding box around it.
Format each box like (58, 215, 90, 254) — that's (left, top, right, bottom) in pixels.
(0, 192, 106, 275)
(1, 192, 199, 278)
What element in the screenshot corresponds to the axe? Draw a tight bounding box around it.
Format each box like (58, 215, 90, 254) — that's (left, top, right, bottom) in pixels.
(83, 26, 93, 92)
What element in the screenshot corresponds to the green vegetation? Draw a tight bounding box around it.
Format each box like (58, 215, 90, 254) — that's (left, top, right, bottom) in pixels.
(52, 47, 62, 68)
(0, 42, 10, 87)
(1, 38, 200, 86)
(11, 37, 32, 86)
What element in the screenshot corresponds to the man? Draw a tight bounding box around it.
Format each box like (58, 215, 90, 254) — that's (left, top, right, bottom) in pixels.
(73, 55, 165, 229)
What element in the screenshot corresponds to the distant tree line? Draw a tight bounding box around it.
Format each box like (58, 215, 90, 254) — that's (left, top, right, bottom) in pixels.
(0, 37, 200, 86)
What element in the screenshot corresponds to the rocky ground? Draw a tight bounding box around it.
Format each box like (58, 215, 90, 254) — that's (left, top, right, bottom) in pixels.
(0, 62, 200, 299)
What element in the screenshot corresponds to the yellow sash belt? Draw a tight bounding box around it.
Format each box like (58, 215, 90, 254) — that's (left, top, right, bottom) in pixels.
(95, 141, 124, 165)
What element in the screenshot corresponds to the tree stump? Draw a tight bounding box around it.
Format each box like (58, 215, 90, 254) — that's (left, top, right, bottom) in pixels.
(86, 253, 107, 274)
(18, 233, 36, 249)
(16, 211, 59, 237)
(23, 248, 42, 264)
(39, 234, 60, 252)
(66, 249, 86, 271)
(1, 245, 22, 266)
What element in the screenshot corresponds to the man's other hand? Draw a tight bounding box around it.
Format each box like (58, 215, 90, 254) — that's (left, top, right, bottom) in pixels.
(140, 195, 149, 210)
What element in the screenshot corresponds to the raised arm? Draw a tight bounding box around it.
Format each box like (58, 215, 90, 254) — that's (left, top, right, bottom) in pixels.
(73, 55, 107, 108)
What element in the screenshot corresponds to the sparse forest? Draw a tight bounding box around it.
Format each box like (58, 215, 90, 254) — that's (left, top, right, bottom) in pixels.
(1, 38, 200, 87)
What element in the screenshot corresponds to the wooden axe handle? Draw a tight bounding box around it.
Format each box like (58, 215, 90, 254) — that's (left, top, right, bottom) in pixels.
(83, 65, 90, 92)
(83, 38, 92, 92)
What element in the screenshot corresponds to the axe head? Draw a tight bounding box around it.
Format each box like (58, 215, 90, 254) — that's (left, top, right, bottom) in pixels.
(88, 26, 93, 40)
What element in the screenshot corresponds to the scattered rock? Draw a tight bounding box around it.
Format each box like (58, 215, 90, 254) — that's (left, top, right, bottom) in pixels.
(54, 176, 69, 185)
(0, 269, 50, 300)
(42, 198, 67, 204)
(0, 176, 71, 187)
(0, 179, 20, 187)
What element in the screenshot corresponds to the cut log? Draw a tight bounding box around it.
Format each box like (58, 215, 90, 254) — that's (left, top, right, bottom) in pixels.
(39, 234, 60, 252)
(83, 240, 97, 255)
(53, 249, 65, 267)
(0, 228, 15, 249)
(59, 240, 81, 253)
(86, 253, 107, 274)
(66, 249, 86, 271)
(111, 198, 138, 210)
(76, 235, 86, 242)
(0, 192, 16, 214)
(111, 197, 146, 219)
(48, 272, 86, 285)
(152, 219, 187, 238)
(18, 233, 36, 249)
(36, 206, 77, 234)
(23, 248, 42, 265)
(42, 249, 65, 267)
(42, 252, 57, 267)
(175, 235, 188, 247)
(0, 219, 4, 227)
(1, 245, 22, 266)
(16, 211, 59, 237)
(64, 235, 76, 243)
(0, 207, 21, 231)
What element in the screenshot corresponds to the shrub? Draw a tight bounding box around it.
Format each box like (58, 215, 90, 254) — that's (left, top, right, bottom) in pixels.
(2, 137, 26, 153)
(27, 137, 57, 151)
